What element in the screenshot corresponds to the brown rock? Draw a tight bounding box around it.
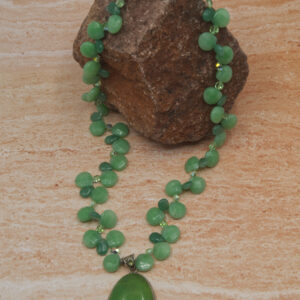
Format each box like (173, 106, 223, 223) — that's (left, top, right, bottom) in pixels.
(73, 0, 249, 145)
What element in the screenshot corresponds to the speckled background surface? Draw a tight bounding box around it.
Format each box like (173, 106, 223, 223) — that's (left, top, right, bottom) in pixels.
(0, 0, 299, 299)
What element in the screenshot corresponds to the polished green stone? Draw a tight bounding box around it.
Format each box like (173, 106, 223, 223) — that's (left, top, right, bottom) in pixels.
(165, 180, 182, 197)
(77, 206, 94, 223)
(190, 176, 206, 194)
(109, 273, 155, 300)
(135, 254, 154, 272)
(80, 42, 97, 58)
(205, 149, 220, 168)
(96, 238, 109, 256)
(168, 201, 186, 219)
(203, 87, 222, 105)
(153, 242, 171, 261)
(111, 122, 129, 137)
(216, 46, 234, 65)
(110, 154, 128, 171)
(103, 253, 120, 273)
(91, 186, 108, 204)
(83, 61, 101, 77)
(100, 170, 118, 187)
(216, 65, 232, 83)
(221, 113, 237, 130)
(146, 207, 165, 226)
(82, 230, 101, 248)
(89, 120, 106, 136)
(75, 172, 93, 188)
(107, 15, 123, 34)
(158, 198, 169, 211)
(198, 32, 217, 51)
(161, 225, 180, 243)
(87, 21, 105, 40)
(210, 106, 225, 124)
(214, 131, 227, 148)
(149, 232, 165, 244)
(213, 8, 230, 28)
(112, 138, 130, 154)
(106, 230, 125, 248)
(101, 210, 118, 229)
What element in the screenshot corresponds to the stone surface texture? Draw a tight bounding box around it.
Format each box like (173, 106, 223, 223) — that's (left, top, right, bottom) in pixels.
(73, 0, 249, 144)
(1, 0, 300, 300)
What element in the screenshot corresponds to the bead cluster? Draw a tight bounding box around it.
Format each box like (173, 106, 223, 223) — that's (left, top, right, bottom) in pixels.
(75, 0, 237, 274)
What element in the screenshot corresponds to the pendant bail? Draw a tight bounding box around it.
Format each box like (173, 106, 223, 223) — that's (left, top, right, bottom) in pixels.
(121, 254, 136, 272)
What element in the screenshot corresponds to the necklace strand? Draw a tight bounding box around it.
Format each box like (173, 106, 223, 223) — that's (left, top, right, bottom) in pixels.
(75, 0, 237, 274)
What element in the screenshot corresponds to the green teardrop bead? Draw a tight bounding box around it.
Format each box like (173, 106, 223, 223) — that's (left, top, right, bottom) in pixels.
(109, 273, 155, 300)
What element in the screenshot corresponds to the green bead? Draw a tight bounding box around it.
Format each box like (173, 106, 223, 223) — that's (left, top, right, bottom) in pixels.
(198, 157, 208, 169)
(90, 112, 102, 122)
(158, 198, 169, 211)
(116, 0, 125, 8)
(198, 32, 217, 51)
(107, 15, 123, 34)
(103, 254, 120, 273)
(214, 131, 227, 148)
(221, 114, 237, 130)
(146, 207, 165, 226)
(213, 8, 230, 28)
(86, 86, 100, 102)
(190, 176, 206, 194)
(217, 95, 227, 106)
(82, 73, 100, 85)
(106, 230, 125, 248)
(96, 239, 109, 256)
(210, 106, 225, 124)
(91, 186, 108, 204)
(99, 69, 110, 78)
(212, 124, 224, 136)
(165, 180, 182, 197)
(77, 206, 94, 222)
(89, 120, 106, 136)
(105, 135, 120, 145)
(79, 185, 94, 198)
(100, 171, 118, 188)
(135, 254, 154, 272)
(107, 2, 121, 15)
(202, 7, 215, 22)
(83, 61, 101, 77)
(216, 46, 234, 65)
(205, 149, 219, 168)
(110, 155, 128, 171)
(185, 156, 200, 173)
(111, 122, 129, 137)
(80, 42, 97, 58)
(112, 138, 130, 154)
(153, 242, 171, 261)
(203, 87, 222, 105)
(101, 210, 118, 229)
(168, 201, 186, 219)
(149, 232, 165, 244)
(82, 230, 101, 248)
(216, 65, 232, 83)
(97, 103, 109, 116)
(95, 40, 104, 53)
(99, 162, 113, 172)
(87, 21, 105, 40)
(161, 225, 180, 243)
(75, 172, 93, 188)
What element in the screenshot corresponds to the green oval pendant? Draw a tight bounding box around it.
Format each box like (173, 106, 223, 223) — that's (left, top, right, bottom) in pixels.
(109, 273, 155, 300)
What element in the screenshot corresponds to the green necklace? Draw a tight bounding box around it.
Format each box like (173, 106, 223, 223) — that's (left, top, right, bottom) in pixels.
(75, 0, 237, 299)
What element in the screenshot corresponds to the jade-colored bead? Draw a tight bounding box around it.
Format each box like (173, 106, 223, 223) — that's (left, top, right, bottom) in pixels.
(203, 87, 222, 105)
(135, 254, 154, 272)
(106, 230, 125, 248)
(165, 180, 182, 197)
(216, 46, 234, 65)
(198, 32, 217, 51)
(101, 210, 118, 229)
(97, 103, 109, 116)
(205, 149, 219, 168)
(161, 225, 180, 243)
(158, 198, 169, 211)
(95, 40, 104, 54)
(146, 207, 165, 226)
(105, 135, 120, 145)
(214, 131, 227, 148)
(111, 122, 129, 137)
(99, 162, 113, 172)
(149, 232, 166, 244)
(91, 186, 108, 204)
(107, 15, 123, 34)
(83, 61, 101, 77)
(153, 242, 171, 261)
(168, 201, 186, 219)
(89, 120, 106, 136)
(112, 138, 130, 154)
(82, 230, 101, 248)
(185, 156, 200, 173)
(103, 254, 120, 273)
(221, 113, 237, 130)
(210, 106, 225, 124)
(190, 176, 206, 194)
(80, 42, 97, 58)
(77, 206, 94, 223)
(80, 185, 94, 198)
(75, 172, 93, 188)
(100, 171, 118, 188)
(202, 7, 215, 22)
(82, 73, 100, 85)
(96, 239, 109, 256)
(213, 8, 230, 28)
(86, 86, 100, 102)
(216, 65, 232, 83)
(110, 155, 128, 171)
(87, 21, 105, 40)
